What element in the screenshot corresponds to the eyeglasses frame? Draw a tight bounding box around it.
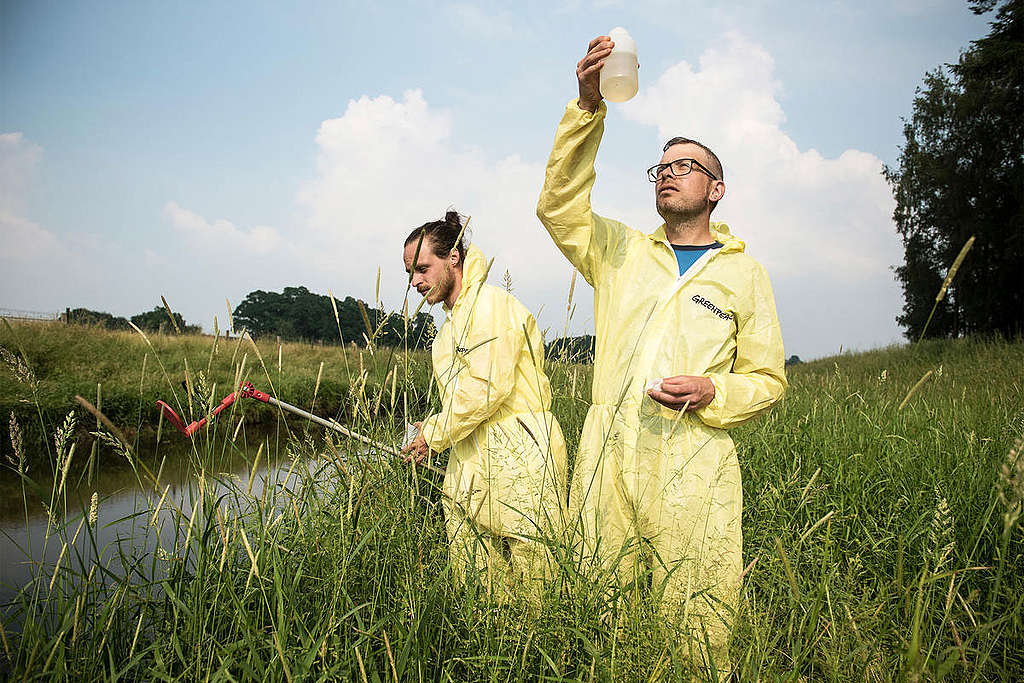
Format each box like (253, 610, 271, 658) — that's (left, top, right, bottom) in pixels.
(646, 158, 719, 182)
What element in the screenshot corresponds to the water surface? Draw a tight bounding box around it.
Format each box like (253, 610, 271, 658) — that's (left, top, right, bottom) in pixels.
(0, 429, 332, 611)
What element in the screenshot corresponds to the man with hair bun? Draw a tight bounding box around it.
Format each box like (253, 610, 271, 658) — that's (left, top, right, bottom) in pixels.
(535, 35, 787, 674)
(402, 210, 567, 602)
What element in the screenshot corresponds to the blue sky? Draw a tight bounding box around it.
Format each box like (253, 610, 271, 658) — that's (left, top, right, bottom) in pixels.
(1, 1, 992, 359)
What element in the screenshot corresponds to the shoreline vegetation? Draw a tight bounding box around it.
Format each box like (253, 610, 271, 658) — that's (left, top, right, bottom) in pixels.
(0, 320, 1022, 680)
(0, 321, 435, 463)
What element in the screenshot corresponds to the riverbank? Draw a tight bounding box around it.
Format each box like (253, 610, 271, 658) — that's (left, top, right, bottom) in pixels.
(1, 320, 433, 469)
(1, 329, 1022, 680)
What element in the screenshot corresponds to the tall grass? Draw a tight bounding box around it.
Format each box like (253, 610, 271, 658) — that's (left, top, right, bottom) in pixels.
(1, 318, 1022, 679)
(0, 321, 430, 472)
(735, 337, 1023, 680)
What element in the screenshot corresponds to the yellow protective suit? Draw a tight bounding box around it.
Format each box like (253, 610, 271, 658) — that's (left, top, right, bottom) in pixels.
(536, 101, 786, 666)
(420, 244, 568, 600)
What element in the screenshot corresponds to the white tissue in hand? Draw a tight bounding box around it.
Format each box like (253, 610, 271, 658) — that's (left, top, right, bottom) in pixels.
(645, 378, 663, 393)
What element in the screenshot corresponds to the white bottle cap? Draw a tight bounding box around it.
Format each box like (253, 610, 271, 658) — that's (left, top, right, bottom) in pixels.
(608, 27, 637, 55)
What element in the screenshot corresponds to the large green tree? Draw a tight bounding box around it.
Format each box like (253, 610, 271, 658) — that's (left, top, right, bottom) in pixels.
(885, 0, 1023, 340)
(232, 286, 434, 348)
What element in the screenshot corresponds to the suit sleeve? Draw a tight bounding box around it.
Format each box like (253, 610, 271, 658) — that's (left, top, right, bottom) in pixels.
(696, 263, 787, 429)
(420, 292, 522, 451)
(536, 100, 627, 287)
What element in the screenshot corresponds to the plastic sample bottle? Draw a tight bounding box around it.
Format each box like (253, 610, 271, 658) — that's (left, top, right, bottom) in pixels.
(600, 27, 639, 102)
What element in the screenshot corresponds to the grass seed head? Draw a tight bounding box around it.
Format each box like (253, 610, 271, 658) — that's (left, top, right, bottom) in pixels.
(54, 410, 77, 461)
(90, 429, 131, 462)
(998, 435, 1023, 538)
(0, 345, 37, 390)
(7, 412, 25, 475)
(936, 235, 975, 303)
(928, 486, 955, 570)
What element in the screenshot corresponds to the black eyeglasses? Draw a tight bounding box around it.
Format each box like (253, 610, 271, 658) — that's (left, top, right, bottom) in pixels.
(646, 158, 719, 182)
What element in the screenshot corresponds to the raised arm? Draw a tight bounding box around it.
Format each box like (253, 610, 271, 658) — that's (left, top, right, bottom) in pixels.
(536, 36, 626, 286)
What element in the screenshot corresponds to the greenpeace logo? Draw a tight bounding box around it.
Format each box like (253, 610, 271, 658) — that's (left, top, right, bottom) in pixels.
(692, 294, 734, 320)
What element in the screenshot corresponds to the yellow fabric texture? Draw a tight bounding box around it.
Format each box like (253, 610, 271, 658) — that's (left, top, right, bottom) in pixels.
(536, 100, 787, 664)
(420, 244, 568, 598)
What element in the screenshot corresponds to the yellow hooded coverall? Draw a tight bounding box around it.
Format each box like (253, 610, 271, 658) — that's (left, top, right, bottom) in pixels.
(420, 245, 568, 598)
(536, 101, 787, 662)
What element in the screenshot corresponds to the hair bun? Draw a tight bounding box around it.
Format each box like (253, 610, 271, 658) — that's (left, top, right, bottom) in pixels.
(403, 208, 470, 263)
(444, 210, 462, 228)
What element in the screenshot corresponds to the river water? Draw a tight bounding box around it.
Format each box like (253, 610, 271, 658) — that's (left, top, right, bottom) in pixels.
(0, 431, 335, 613)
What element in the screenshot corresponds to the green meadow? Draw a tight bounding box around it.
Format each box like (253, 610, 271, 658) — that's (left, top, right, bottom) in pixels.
(0, 320, 1021, 681)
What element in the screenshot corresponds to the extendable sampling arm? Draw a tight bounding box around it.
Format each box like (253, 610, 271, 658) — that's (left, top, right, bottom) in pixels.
(157, 381, 442, 474)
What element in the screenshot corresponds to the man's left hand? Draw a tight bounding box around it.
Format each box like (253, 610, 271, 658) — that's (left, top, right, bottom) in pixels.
(647, 375, 715, 411)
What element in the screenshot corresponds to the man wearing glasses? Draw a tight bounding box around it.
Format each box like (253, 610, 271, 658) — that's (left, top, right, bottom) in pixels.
(536, 35, 786, 676)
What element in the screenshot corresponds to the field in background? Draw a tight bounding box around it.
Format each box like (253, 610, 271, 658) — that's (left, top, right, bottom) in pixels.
(0, 322, 1021, 680)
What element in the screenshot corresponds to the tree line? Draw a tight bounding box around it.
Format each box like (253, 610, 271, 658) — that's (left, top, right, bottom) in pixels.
(231, 286, 436, 349)
(63, 288, 437, 350)
(886, 0, 1022, 340)
(64, 306, 201, 335)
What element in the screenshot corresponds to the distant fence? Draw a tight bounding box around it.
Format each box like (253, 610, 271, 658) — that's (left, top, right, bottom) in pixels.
(0, 308, 62, 323)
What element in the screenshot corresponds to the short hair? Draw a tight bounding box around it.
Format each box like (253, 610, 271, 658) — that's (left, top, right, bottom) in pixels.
(404, 210, 468, 264)
(662, 136, 724, 182)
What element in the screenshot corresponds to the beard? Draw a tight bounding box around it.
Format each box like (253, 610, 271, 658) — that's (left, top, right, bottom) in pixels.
(656, 191, 712, 223)
(426, 267, 456, 305)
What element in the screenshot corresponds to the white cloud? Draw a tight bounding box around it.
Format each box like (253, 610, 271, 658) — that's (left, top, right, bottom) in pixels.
(0, 132, 42, 217)
(0, 132, 272, 328)
(1, 211, 60, 263)
(0, 133, 68, 310)
(0, 16, 921, 359)
(0, 134, 161, 324)
(164, 201, 283, 254)
(153, 90, 568, 334)
(623, 33, 904, 356)
(294, 89, 567, 319)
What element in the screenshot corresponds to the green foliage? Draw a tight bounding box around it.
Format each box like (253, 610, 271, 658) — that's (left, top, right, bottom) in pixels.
(546, 334, 596, 364)
(130, 305, 200, 334)
(64, 308, 130, 331)
(884, 0, 1023, 340)
(63, 306, 202, 335)
(232, 286, 435, 348)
